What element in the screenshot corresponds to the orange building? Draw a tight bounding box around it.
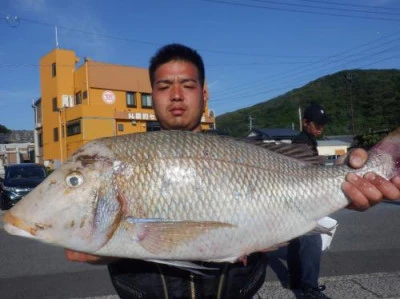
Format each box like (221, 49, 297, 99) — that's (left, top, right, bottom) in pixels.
(34, 48, 215, 167)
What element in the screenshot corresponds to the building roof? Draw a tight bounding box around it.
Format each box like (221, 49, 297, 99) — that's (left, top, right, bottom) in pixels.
(318, 140, 351, 147)
(0, 134, 8, 144)
(86, 61, 152, 93)
(0, 131, 34, 144)
(248, 128, 300, 139)
(324, 135, 354, 144)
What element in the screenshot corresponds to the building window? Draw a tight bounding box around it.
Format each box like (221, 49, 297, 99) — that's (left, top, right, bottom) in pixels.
(66, 120, 81, 136)
(146, 121, 160, 131)
(82, 90, 88, 99)
(39, 133, 43, 147)
(126, 92, 136, 108)
(52, 63, 56, 77)
(141, 93, 152, 108)
(52, 97, 58, 112)
(53, 127, 59, 142)
(118, 124, 124, 132)
(75, 91, 82, 105)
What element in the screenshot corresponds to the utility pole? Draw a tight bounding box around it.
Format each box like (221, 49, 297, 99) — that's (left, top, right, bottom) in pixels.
(298, 106, 302, 131)
(249, 115, 255, 131)
(346, 73, 356, 136)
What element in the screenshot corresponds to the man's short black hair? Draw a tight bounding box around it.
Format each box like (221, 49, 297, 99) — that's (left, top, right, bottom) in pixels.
(149, 43, 205, 88)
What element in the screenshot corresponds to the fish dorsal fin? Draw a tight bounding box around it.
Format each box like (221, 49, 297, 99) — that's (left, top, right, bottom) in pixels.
(245, 139, 324, 165)
(126, 218, 235, 254)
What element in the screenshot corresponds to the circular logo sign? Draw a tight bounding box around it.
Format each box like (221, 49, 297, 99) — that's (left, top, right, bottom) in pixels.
(102, 90, 116, 105)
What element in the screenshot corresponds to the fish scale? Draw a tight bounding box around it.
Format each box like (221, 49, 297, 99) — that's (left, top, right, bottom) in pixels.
(3, 129, 400, 264)
(97, 131, 394, 260)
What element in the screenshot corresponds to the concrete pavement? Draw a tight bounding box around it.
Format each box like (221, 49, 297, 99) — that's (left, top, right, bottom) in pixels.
(75, 271, 400, 299)
(256, 271, 400, 299)
(3, 203, 400, 299)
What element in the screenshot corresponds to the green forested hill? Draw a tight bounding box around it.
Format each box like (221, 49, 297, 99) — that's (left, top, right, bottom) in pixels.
(0, 125, 10, 134)
(215, 69, 400, 137)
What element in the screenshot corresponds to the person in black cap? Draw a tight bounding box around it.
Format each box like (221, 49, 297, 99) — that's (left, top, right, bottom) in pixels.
(286, 103, 330, 298)
(294, 103, 329, 155)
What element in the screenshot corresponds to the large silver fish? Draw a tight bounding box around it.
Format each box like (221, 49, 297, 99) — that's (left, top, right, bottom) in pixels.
(3, 129, 400, 264)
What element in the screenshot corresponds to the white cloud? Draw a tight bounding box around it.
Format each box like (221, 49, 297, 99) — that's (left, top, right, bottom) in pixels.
(43, 2, 112, 61)
(7, 0, 111, 60)
(58, 13, 112, 61)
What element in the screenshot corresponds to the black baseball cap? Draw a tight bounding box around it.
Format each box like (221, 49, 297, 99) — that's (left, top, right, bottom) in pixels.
(303, 104, 329, 125)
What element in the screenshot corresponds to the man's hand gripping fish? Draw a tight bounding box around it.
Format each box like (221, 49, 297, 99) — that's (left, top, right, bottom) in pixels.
(3, 128, 400, 270)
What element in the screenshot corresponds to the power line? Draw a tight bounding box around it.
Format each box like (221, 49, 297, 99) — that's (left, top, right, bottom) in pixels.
(4, 7, 399, 64)
(249, 0, 400, 16)
(1, 14, 389, 71)
(210, 48, 400, 105)
(202, 0, 400, 22)
(8, 16, 323, 59)
(210, 39, 400, 104)
(210, 47, 399, 104)
(207, 61, 316, 67)
(299, 0, 400, 11)
(0, 10, 20, 27)
(17, 17, 160, 47)
(210, 30, 400, 100)
(4, 12, 397, 110)
(1, 8, 399, 113)
(357, 53, 400, 68)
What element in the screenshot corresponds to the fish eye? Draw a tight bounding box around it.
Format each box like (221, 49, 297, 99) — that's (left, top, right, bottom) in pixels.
(65, 172, 84, 188)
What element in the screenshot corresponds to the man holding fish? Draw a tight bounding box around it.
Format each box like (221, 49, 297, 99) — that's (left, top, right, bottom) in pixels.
(63, 44, 400, 298)
(2, 43, 398, 299)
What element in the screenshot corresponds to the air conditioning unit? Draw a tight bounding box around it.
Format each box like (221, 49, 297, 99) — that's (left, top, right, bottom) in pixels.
(62, 95, 74, 108)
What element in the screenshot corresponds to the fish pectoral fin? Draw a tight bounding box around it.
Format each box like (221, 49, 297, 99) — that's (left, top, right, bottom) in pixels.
(309, 225, 337, 236)
(126, 217, 235, 254)
(308, 221, 338, 236)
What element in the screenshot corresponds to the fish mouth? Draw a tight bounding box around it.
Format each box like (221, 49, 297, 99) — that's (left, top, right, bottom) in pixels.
(3, 211, 51, 237)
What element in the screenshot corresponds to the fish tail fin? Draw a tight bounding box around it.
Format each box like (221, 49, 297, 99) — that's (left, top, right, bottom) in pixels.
(369, 127, 400, 178)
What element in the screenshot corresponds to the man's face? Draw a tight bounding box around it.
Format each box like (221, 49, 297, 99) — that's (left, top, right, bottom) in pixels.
(151, 60, 206, 132)
(303, 120, 325, 137)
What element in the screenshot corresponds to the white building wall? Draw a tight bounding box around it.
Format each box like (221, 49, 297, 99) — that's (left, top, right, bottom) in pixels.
(317, 145, 349, 156)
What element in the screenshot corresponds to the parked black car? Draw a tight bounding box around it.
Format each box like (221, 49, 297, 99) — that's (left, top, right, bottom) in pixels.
(0, 163, 47, 210)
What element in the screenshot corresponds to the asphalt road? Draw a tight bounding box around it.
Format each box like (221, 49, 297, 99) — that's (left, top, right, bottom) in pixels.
(1, 201, 400, 299)
(267, 200, 400, 279)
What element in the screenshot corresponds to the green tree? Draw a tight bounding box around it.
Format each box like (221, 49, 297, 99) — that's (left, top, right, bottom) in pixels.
(0, 124, 11, 133)
(216, 69, 400, 137)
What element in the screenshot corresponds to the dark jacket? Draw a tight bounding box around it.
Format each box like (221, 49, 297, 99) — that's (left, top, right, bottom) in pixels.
(108, 252, 267, 299)
(108, 130, 268, 298)
(291, 131, 318, 157)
